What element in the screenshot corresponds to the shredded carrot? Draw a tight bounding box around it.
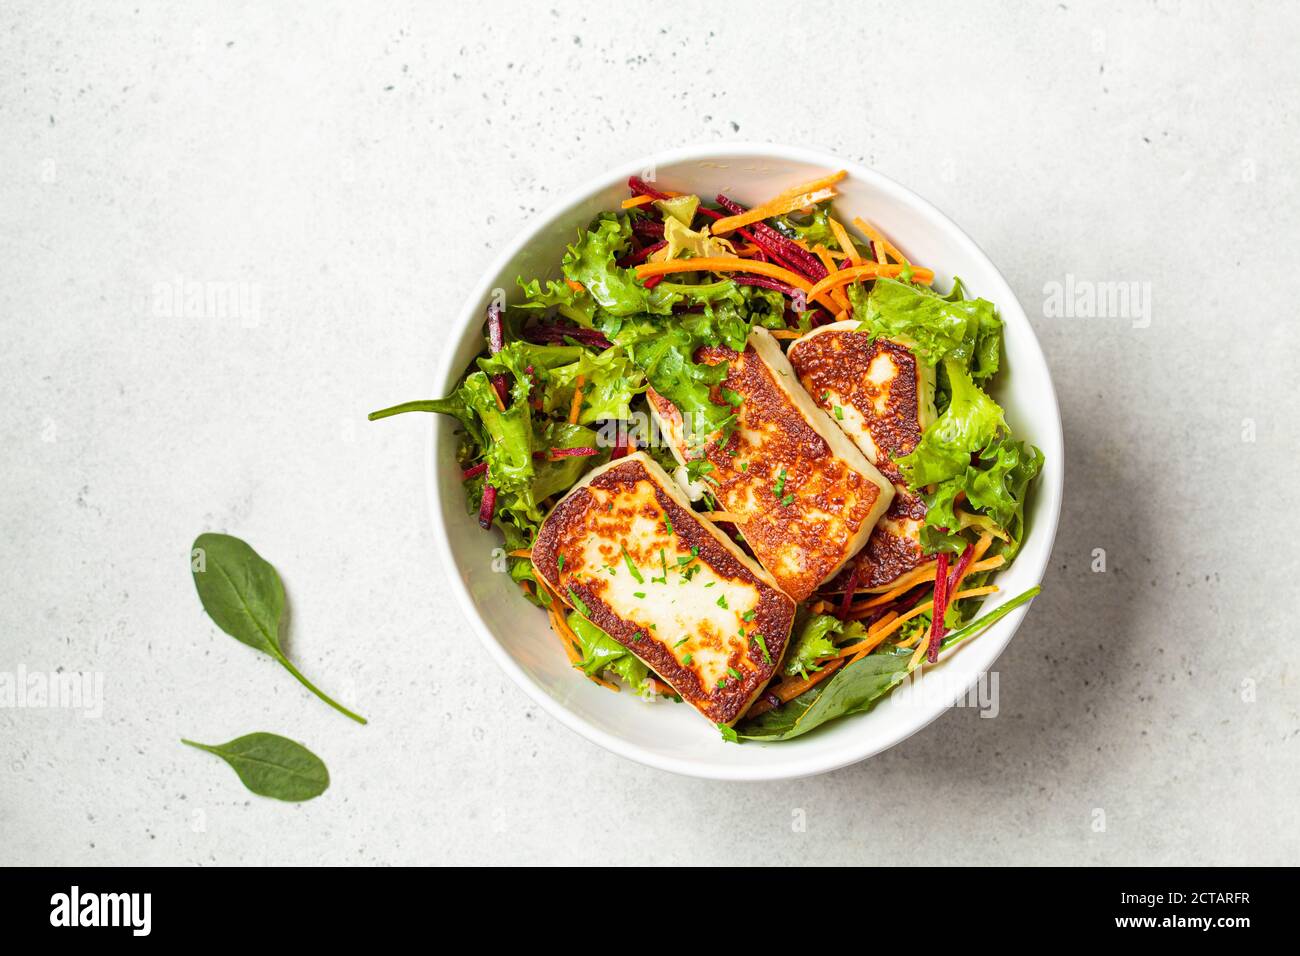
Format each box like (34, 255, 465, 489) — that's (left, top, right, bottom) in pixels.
(807, 262, 934, 301)
(953, 533, 995, 591)
(633, 257, 840, 311)
(621, 195, 656, 209)
(711, 185, 838, 236)
(568, 375, 585, 424)
(491, 383, 507, 412)
(508, 548, 532, 558)
(833, 308, 849, 323)
(812, 245, 851, 310)
(744, 658, 845, 718)
(851, 217, 909, 266)
(829, 217, 863, 267)
(768, 329, 802, 339)
(545, 602, 582, 666)
(848, 554, 1005, 615)
(843, 586, 1000, 654)
(837, 611, 901, 662)
(564, 279, 585, 294)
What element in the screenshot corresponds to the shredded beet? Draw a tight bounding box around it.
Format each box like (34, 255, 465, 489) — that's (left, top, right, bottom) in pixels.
(643, 274, 664, 289)
(610, 431, 630, 459)
(478, 483, 498, 529)
(547, 446, 598, 460)
(618, 239, 667, 268)
(632, 218, 665, 238)
(946, 541, 976, 594)
(461, 461, 488, 481)
(521, 323, 612, 349)
(837, 557, 862, 620)
(628, 176, 670, 200)
(714, 195, 828, 281)
(734, 274, 799, 298)
(926, 552, 951, 663)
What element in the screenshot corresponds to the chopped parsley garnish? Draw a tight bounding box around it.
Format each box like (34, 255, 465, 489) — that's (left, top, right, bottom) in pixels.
(740, 462, 748, 472)
(686, 457, 719, 486)
(620, 545, 644, 584)
(674, 637, 689, 648)
(556, 554, 565, 572)
(834, 405, 844, 420)
(716, 677, 728, 688)
(633, 591, 646, 599)
(681, 653, 693, 666)
(773, 467, 788, 498)
(752, 633, 773, 666)
(727, 667, 742, 679)
(717, 723, 739, 743)
(566, 588, 590, 618)
(631, 631, 643, 642)
(663, 514, 674, 535)
(742, 609, 756, 622)
(780, 493, 795, 506)
(651, 547, 669, 584)
(716, 594, 729, 609)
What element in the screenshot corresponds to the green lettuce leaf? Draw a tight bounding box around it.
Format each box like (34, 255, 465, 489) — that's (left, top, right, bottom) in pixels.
(896, 359, 1004, 488)
(562, 213, 675, 317)
(539, 347, 643, 424)
(784, 613, 859, 679)
(460, 370, 535, 510)
(653, 194, 699, 225)
(851, 276, 1002, 378)
(515, 277, 598, 328)
(566, 611, 650, 694)
(771, 202, 836, 248)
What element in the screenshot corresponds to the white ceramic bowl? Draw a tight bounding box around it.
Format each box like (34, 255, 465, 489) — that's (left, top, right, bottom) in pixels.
(426, 144, 1063, 780)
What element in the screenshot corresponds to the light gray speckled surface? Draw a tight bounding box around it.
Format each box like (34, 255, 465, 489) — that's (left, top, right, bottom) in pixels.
(2, 1, 1297, 866)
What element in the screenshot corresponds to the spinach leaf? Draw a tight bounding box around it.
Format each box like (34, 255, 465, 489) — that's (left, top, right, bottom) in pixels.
(181, 732, 329, 802)
(739, 649, 912, 741)
(190, 533, 367, 724)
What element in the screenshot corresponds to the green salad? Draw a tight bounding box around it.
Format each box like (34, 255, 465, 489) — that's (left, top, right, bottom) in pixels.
(372, 170, 1043, 742)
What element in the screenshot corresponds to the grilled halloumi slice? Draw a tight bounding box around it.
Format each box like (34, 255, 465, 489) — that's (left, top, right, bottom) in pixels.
(532, 452, 796, 726)
(787, 321, 938, 587)
(646, 327, 893, 602)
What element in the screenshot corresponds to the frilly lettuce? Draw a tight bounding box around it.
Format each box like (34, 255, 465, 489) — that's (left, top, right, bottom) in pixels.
(851, 276, 1002, 379)
(561, 213, 676, 316)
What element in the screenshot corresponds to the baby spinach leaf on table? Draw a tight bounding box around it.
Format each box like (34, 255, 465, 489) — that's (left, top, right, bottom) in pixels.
(190, 533, 367, 725)
(181, 732, 329, 802)
(738, 587, 1041, 741)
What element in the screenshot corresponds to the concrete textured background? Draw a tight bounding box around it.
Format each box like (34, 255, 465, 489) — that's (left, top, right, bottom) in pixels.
(2, 1, 1297, 866)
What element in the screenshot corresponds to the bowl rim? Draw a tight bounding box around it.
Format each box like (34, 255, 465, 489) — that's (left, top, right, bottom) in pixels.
(423, 142, 1064, 781)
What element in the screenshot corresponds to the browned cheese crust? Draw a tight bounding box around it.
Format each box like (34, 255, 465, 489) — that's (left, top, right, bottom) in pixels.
(647, 339, 891, 601)
(532, 455, 797, 725)
(788, 328, 933, 588)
